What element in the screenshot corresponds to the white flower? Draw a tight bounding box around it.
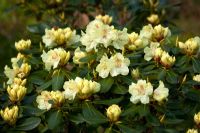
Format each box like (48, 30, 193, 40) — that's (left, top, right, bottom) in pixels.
(63, 77, 100, 100)
(36, 91, 52, 110)
(4, 66, 16, 84)
(140, 24, 153, 40)
(80, 19, 115, 52)
(111, 28, 129, 50)
(41, 48, 70, 71)
(193, 74, 200, 82)
(153, 81, 169, 102)
(73, 47, 87, 65)
(96, 55, 113, 78)
(144, 42, 160, 61)
(129, 80, 153, 104)
(42, 27, 80, 48)
(110, 53, 130, 77)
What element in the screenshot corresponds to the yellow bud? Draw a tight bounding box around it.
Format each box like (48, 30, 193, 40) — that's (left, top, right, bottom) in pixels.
(50, 91, 65, 107)
(152, 25, 171, 42)
(160, 51, 175, 68)
(147, 14, 160, 25)
(17, 63, 31, 78)
(126, 32, 143, 51)
(194, 112, 200, 125)
(131, 68, 140, 79)
(96, 15, 113, 25)
(15, 39, 31, 51)
(13, 78, 27, 86)
(0, 106, 19, 125)
(186, 129, 198, 133)
(7, 85, 27, 102)
(106, 104, 121, 122)
(154, 47, 163, 61)
(193, 74, 200, 82)
(59, 51, 70, 66)
(73, 47, 87, 65)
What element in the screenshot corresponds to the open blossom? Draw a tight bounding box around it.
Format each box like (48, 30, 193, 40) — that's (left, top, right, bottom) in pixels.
(80, 19, 128, 52)
(140, 24, 154, 41)
(42, 27, 80, 48)
(0, 106, 19, 125)
(129, 80, 153, 104)
(96, 53, 130, 78)
(153, 81, 169, 102)
(144, 42, 160, 61)
(193, 74, 200, 82)
(36, 91, 53, 110)
(63, 77, 100, 100)
(41, 48, 70, 71)
(15, 39, 31, 51)
(110, 53, 130, 77)
(96, 54, 113, 78)
(178, 36, 200, 55)
(73, 47, 87, 65)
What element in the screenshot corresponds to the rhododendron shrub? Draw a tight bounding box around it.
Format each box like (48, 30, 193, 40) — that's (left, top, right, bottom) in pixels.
(1, 15, 200, 133)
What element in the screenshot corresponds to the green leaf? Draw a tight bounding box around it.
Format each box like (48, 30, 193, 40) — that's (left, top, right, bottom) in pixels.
(37, 80, 52, 91)
(92, 97, 123, 105)
(192, 57, 200, 73)
(99, 77, 114, 93)
(47, 110, 62, 130)
(21, 106, 45, 116)
(117, 124, 138, 133)
(157, 69, 166, 81)
(27, 23, 49, 34)
(121, 105, 138, 117)
(166, 71, 178, 84)
(69, 114, 85, 124)
(79, 54, 97, 63)
(82, 102, 108, 125)
(112, 84, 127, 94)
(52, 70, 65, 90)
(15, 117, 41, 131)
(146, 114, 160, 126)
(163, 118, 184, 125)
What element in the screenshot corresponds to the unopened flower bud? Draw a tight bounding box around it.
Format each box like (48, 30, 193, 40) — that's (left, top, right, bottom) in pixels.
(152, 25, 171, 42)
(194, 112, 200, 125)
(7, 84, 27, 102)
(131, 68, 140, 79)
(186, 129, 198, 133)
(13, 78, 26, 86)
(73, 47, 87, 65)
(17, 63, 31, 78)
(154, 47, 163, 61)
(193, 74, 200, 82)
(147, 14, 160, 25)
(0, 106, 19, 125)
(15, 39, 31, 51)
(50, 91, 65, 107)
(106, 104, 121, 122)
(96, 15, 112, 25)
(160, 51, 175, 68)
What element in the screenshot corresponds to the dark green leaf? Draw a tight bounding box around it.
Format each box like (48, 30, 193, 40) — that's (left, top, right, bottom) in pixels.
(92, 97, 123, 105)
(166, 71, 178, 84)
(52, 70, 65, 90)
(79, 54, 97, 63)
(112, 84, 127, 94)
(37, 80, 52, 91)
(117, 124, 138, 133)
(69, 114, 85, 124)
(47, 110, 62, 130)
(15, 117, 41, 131)
(192, 57, 200, 73)
(99, 77, 114, 93)
(146, 114, 160, 126)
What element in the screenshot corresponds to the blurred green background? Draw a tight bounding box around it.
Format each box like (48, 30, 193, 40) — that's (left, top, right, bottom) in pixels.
(0, 0, 200, 72)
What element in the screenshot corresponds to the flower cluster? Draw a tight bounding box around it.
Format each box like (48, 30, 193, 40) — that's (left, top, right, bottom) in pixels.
(42, 27, 80, 48)
(129, 80, 169, 104)
(96, 53, 130, 78)
(63, 77, 100, 100)
(0, 106, 19, 125)
(80, 19, 129, 52)
(15, 39, 31, 52)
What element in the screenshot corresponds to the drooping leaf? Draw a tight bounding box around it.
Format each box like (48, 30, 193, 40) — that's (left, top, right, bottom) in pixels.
(47, 110, 63, 130)
(99, 77, 114, 93)
(52, 70, 65, 90)
(15, 117, 41, 131)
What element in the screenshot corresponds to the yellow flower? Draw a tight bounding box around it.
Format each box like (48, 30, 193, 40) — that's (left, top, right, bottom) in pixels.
(106, 104, 121, 122)
(178, 36, 200, 55)
(16, 63, 31, 79)
(63, 77, 100, 100)
(186, 129, 198, 133)
(129, 80, 153, 104)
(15, 39, 31, 51)
(50, 91, 65, 107)
(7, 84, 27, 102)
(194, 112, 200, 125)
(147, 14, 160, 25)
(36, 91, 53, 110)
(41, 48, 70, 71)
(160, 51, 175, 68)
(154, 47, 163, 61)
(73, 47, 87, 65)
(152, 24, 171, 42)
(126, 32, 143, 51)
(0, 106, 19, 125)
(153, 81, 169, 102)
(13, 78, 27, 86)
(193, 74, 200, 82)
(42, 27, 80, 48)
(96, 14, 113, 25)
